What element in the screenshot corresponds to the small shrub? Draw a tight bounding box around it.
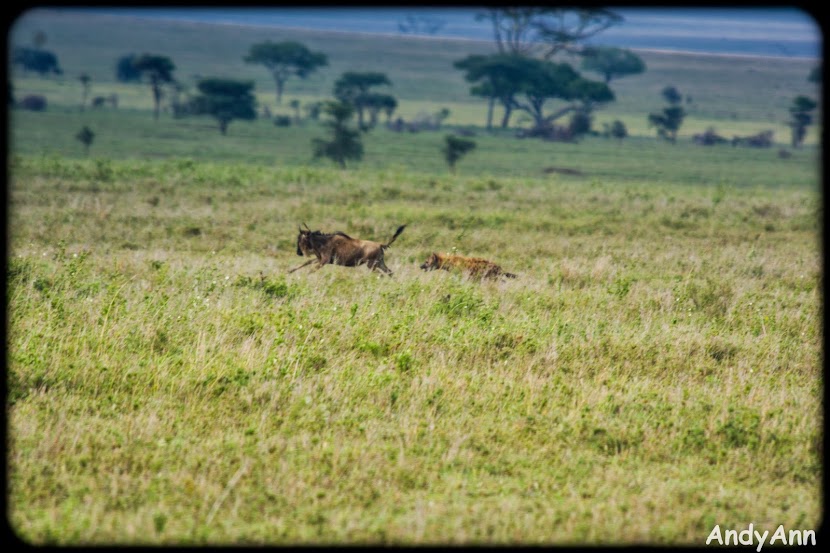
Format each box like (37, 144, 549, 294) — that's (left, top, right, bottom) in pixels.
(717, 407, 761, 449)
(603, 120, 627, 140)
(273, 115, 292, 127)
(75, 126, 95, 155)
(259, 277, 289, 298)
(303, 353, 327, 371)
(395, 350, 415, 372)
(692, 127, 728, 146)
(442, 134, 476, 173)
(18, 95, 47, 111)
(568, 110, 593, 138)
(236, 274, 293, 299)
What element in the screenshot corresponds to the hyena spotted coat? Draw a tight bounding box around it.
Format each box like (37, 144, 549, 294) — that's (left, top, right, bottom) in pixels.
(419, 252, 517, 280)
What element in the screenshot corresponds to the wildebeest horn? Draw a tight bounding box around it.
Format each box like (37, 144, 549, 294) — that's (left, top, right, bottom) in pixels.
(302, 222, 310, 230)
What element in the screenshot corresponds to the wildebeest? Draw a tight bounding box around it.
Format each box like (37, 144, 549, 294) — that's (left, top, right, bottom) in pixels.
(420, 252, 517, 280)
(289, 224, 406, 276)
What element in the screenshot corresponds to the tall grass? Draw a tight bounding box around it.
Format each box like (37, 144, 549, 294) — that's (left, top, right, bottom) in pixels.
(7, 8, 822, 546)
(7, 155, 821, 544)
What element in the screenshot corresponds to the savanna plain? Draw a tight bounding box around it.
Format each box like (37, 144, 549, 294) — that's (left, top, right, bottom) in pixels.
(6, 8, 823, 545)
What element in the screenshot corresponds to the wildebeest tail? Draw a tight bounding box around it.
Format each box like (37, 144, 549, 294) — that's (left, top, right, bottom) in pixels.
(383, 225, 407, 249)
(505, 272, 518, 279)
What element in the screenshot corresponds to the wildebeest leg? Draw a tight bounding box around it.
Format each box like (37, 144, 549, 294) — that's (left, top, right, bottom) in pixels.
(287, 258, 317, 273)
(371, 259, 394, 276)
(311, 253, 332, 272)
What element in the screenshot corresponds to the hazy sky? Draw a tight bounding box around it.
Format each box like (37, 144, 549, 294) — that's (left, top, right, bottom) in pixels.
(19, 7, 823, 59)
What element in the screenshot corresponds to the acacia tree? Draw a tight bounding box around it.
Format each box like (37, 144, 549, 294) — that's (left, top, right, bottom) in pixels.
(244, 41, 327, 105)
(509, 58, 614, 133)
(454, 55, 497, 129)
(132, 54, 176, 120)
(580, 46, 646, 84)
(12, 47, 62, 76)
(189, 78, 257, 135)
(312, 101, 363, 169)
(476, 8, 622, 59)
(788, 95, 817, 148)
(333, 72, 392, 129)
(361, 93, 398, 127)
(443, 135, 476, 174)
(380, 95, 398, 124)
(792, 66, 821, 148)
(115, 53, 142, 83)
(648, 86, 686, 143)
(79, 73, 91, 111)
(454, 54, 528, 130)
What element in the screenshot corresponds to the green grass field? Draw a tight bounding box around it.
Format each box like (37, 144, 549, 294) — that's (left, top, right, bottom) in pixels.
(7, 153, 822, 544)
(6, 7, 824, 546)
(8, 108, 821, 184)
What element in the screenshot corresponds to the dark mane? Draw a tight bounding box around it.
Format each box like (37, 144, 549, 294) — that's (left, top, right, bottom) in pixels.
(305, 229, 352, 250)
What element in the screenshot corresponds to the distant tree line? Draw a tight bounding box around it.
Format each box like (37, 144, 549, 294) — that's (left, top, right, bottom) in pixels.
(10, 15, 820, 166)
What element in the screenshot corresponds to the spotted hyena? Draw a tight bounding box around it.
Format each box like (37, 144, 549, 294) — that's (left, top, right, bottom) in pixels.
(419, 252, 517, 280)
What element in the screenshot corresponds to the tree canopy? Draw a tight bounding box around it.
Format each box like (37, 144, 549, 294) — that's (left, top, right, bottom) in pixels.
(455, 53, 613, 133)
(190, 78, 257, 135)
(648, 87, 686, 143)
(133, 54, 176, 120)
(661, 85, 682, 105)
(580, 46, 646, 84)
(312, 101, 364, 169)
(333, 72, 393, 129)
(360, 93, 398, 126)
(788, 95, 817, 148)
(443, 135, 477, 173)
(115, 53, 142, 83)
(244, 41, 328, 105)
(12, 47, 62, 76)
(509, 58, 615, 131)
(454, 54, 529, 129)
(75, 126, 95, 155)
